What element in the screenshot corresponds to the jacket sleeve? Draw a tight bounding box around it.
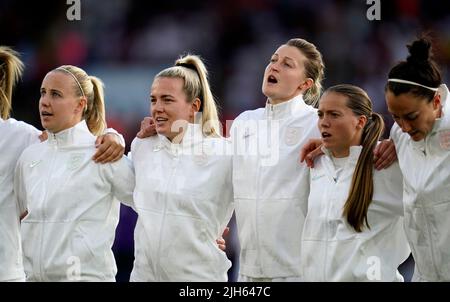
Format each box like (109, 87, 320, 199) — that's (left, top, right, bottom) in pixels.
(219, 152, 235, 236)
(18, 120, 41, 146)
(376, 161, 404, 217)
(13, 155, 28, 218)
(105, 156, 136, 210)
(102, 127, 125, 147)
(389, 122, 401, 145)
(229, 110, 250, 140)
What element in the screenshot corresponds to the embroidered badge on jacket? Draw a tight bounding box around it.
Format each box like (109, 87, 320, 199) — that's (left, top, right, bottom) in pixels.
(193, 153, 208, 166)
(285, 127, 302, 146)
(67, 153, 85, 170)
(439, 129, 450, 150)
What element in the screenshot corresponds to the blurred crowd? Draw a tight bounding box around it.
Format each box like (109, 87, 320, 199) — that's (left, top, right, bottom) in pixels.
(1, 0, 449, 281)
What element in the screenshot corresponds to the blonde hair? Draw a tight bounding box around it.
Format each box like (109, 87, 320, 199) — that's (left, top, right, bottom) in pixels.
(155, 54, 221, 137)
(0, 46, 24, 119)
(325, 84, 384, 232)
(53, 65, 106, 135)
(286, 38, 325, 108)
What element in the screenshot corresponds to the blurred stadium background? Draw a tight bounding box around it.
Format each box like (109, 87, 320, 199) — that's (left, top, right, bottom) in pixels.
(1, 0, 449, 281)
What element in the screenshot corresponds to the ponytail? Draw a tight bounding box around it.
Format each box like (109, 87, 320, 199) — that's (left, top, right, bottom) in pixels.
(85, 76, 106, 135)
(156, 54, 221, 137)
(325, 84, 384, 232)
(0, 46, 24, 119)
(343, 112, 384, 232)
(54, 65, 106, 135)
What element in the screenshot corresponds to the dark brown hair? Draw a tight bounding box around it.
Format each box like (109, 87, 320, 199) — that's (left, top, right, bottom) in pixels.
(325, 84, 385, 232)
(386, 36, 442, 101)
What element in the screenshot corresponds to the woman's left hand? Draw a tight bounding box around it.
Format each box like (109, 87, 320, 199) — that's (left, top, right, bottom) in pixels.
(93, 133, 125, 163)
(216, 227, 230, 252)
(39, 131, 48, 142)
(373, 139, 397, 170)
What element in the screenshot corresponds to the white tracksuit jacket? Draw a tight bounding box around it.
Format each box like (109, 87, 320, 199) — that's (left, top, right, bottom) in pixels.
(391, 84, 450, 281)
(14, 120, 134, 281)
(130, 124, 234, 281)
(0, 118, 40, 281)
(231, 94, 320, 278)
(301, 146, 410, 281)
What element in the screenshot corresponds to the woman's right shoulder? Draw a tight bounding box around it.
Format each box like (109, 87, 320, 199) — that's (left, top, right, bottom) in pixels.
(131, 135, 159, 153)
(389, 123, 405, 144)
(230, 109, 265, 136)
(234, 108, 265, 122)
(17, 140, 46, 163)
(374, 160, 401, 178)
(311, 154, 326, 171)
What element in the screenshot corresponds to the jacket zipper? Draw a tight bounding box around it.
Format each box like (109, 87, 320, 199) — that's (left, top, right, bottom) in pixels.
(156, 148, 179, 281)
(255, 153, 262, 274)
(421, 136, 440, 278)
(323, 169, 335, 281)
(39, 135, 58, 281)
(257, 109, 273, 275)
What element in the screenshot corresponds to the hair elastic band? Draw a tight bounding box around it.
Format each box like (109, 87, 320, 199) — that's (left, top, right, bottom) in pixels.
(388, 78, 439, 92)
(56, 67, 86, 97)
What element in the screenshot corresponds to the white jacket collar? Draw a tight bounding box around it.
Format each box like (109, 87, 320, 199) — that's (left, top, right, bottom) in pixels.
(411, 84, 450, 149)
(264, 94, 309, 120)
(322, 145, 363, 163)
(47, 120, 94, 147)
(157, 123, 204, 152)
(181, 123, 205, 146)
(431, 84, 450, 132)
(319, 145, 362, 182)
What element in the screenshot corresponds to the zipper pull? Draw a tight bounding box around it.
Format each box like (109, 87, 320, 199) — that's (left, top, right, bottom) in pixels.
(52, 133, 58, 148)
